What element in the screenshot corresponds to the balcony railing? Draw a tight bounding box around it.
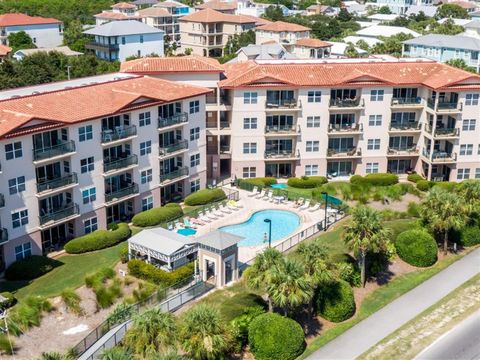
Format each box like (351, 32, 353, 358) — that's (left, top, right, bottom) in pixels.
(159, 140, 188, 157)
(427, 99, 461, 111)
(423, 149, 457, 162)
(220, 145, 230, 153)
(160, 167, 189, 183)
(265, 124, 298, 133)
(391, 97, 421, 105)
(327, 147, 360, 157)
(33, 140, 76, 161)
(388, 146, 418, 155)
(86, 41, 119, 51)
(328, 123, 363, 133)
(329, 98, 363, 108)
(37, 173, 78, 193)
(265, 99, 300, 109)
(158, 112, 188, 128)
(0, 193, 4, 208)
(103, 155, 138, 173)
(264, 150, 300, 159)
(39, 203, 79, 225)
(389, 122, 420, 131)
(105, 183, 139, 203)
(0, 228, 7, 244)
(101, 125, 137, 144)
(434, 128, 459, 137)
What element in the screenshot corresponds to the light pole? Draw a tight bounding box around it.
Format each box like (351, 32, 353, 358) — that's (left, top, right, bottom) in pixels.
(322, 192, 328, 231)
(264, 218, 272, 247)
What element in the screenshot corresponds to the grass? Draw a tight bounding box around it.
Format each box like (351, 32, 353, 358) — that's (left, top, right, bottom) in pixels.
(0, 242, 124, 301)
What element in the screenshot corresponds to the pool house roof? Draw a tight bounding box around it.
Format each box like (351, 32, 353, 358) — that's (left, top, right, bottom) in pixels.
(195, 230, 244, 254)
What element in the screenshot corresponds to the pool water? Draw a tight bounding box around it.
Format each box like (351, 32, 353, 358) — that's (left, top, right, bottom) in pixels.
(220, 210, 300, 247)
(271, 183, 288, 189)
(177, 228, 197, 236)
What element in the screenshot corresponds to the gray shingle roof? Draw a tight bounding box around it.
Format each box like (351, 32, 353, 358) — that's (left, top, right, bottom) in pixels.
(404, 34, 480, 52)
(196, 230, 244, 250)
(128, 227, 194, 256)
(84, 20, 163, 37)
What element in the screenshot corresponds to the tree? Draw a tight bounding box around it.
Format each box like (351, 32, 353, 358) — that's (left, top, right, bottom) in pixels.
(378, 5, 392, 14)
(184, 48, 193, 55)
(337, 8, 353, 22)
(420, 187, 466, 253)
(456, 180, 480, 218)
(8, 31, 36, 52)
(436, 3, 470, 19)
(372, 33, 414, 57)
(343, 206, 392, 287)
(224, 30, 255, 56)
(445, 58, 477, 73)
(345, 43, 359, 58)
(180, 304, 232, 359)
(100, 347, 133, 360)
(244, 247, 283, 311)
(355, 39, 370, 51)
(430, 19, 464, 35)
(63, 20, 89, 52)
(262, 5, 285, 21)
(123, 308, 177, 358)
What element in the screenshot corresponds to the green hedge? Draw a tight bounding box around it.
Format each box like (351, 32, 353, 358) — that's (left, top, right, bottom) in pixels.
(350, 173, 399, 186)
(287, 176, 328, 189)
(238, 177, 277, 189)
(127, 259, 194, 287)
(248, 313, 305, 360)
(407, 173, 423, 183)
(132, 203, 183, 227)
(64, 223, 131, 254)
(315, 280, 356, 322)
(395, 229, 438, 267)
(416, 179, 433, 191)
(5, 256, 61, 281)
(184, 188, 226, 206)
(458, 226, 480, 247)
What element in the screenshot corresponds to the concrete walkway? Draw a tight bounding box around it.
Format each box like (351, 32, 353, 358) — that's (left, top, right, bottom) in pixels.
(306, 248, 480, 360)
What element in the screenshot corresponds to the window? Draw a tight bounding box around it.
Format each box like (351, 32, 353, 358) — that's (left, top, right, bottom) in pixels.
(465, 94, 479, 106)
(243, 117, 258, 129)
(189, 100, 200, 114)
(307, 91, 321, 103)
(141, 169, 153, 184)
(80, 157, 94, 173)
(306, 141, 319, 152)
(243, 92, 257, 104)
(243, 143, 257, 154)
(457, 168, 470, 180)
(366, 162, 379, 174)
(79, 125, 93, 142)
(367, 139, 381, 150)
(460, 144, 473, 155)
(307, 116, 320, 128)
(8, 176, 25, 195)
(368, 115, 382, 126)
(190, 127, 200, 140)
(140, 141, 152, 156)
(12, 209, 28, 229)
(139, 112, 151, 127)
(305, 164, 319, 176)
(476, 168, 480, 179)
(140, 35, 144, 43)
(462, 119, 476, 131)
(190, 153, 200, 167)
(190, 179, 200, 193)
(5, 142, 22, 160)
(122, 37, 126, 45)
(242, 167, 256, 178)
(142, 196, 153, 211)
(370, 90, 384, 101)
(84, 217, 98, 234)
(82, 187, 96, 204)
(15, 242, 31, 261)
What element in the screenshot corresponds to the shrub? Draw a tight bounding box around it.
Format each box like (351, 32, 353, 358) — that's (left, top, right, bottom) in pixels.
(248, 313, 305, 360)
(5, 256, 61, 281)
(85, 267, 116, 288)
(132, 203, 183, 227)
(336, 263, 361, 287)
(349, 175, 364, 185)
(329, 253, 356, 265)
(395, 229, 438, 267)
(0, 334, 14, 355)
(315, 280, 356, 322)
(238, 177, 277, 189)
(184, 188, 226, 206)
(458, 226, 480, 247)
(127, 260, 194, 287)
(7, 296, 52, 336)
(287, 176, 328, 189)
(407, 201, 421, 218)
(230, 306, 266, 348)
(0, 292, 16, 311)
(434, 181, 459, 192)
(407, 173, 424, 183)
(350, 174, 398, 186)
(131, 281, 157, 302)
(416, 179, 433, 191)
(106, 303, 137, 326)
(61, 288, 83, 315)
(64, 223, 131, 254)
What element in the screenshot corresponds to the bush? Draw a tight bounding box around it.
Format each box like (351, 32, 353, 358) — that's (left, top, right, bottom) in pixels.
(434, 181, 459, 192)
(132, 203, 183, 227)
(127, 260, 194, 287)
(330, 253, 356, 265)
(287, 176, 328, 189)
(315, 280, 356, 322)
(349, 175, 364, 186)
(5, 256, 61, 281)
(7, 296, 52, 336)
(458, 226, 480, 247)
(407, 173, 423, 183)
(416, 179, 433, 191)
(0, 333, 14, 355)
(248, 313, 305, 360)
(85, 267, 116, 288)
(350, 174, 398, 186)
(184, 188, 226, 206)
(61, 288, 83, 315)
(0, 292, 16, 311)
(336, 263, 361, 287)
(395, 229, 438, 267)
(238, 177, 277, 189)
(64, 223, 131, 254)
(407, 201, 421, 218)
(231, 306, 266, 348)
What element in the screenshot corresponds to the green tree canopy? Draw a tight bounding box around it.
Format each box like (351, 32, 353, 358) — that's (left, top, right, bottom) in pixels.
(436, 3, 470, 19)
(8, 31, 36, 52)
(63, 20, 89, 52)
(378, 5, 392, 14)
(262, 5, 285, 21)
(372, 32, 414, 57)
(430, 19, 464, 35)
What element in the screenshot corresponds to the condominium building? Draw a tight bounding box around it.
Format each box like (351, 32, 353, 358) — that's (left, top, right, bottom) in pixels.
(0, 74, 209, 269)
(255, 21, 311, 51)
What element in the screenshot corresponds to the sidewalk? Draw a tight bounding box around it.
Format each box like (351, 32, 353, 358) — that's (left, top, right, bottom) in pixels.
(306, 248, 480, 360)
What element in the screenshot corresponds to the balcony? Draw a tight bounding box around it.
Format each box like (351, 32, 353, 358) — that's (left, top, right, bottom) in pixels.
(264, 150, 300, 160)
(33, 140, 76, 162)
(327, 147, 361, 158)
(390, 97, 423, 108)
(103, 155, 138, 173)
(158, 112, 188, 129)
(0, 193, 4, 208)
(101, 125, 137, 144)
(39, 203, 80, 226)
(105, 183, 139, 203)
(265, 124, 300, 136)
(422, 149, 457, 163)
(328, 123, 363, 134)
(387, 146, 419, 156)
(434, 127, 459, 138)
(389, 122, 421, 132)
(0, 228, 7, 245)
(159, 167, 189, 184)
(159, 140, 188, 158)
(220, 144, 231, 154)
(86, 41, 119, 52)
(427, 99, 462, 112)
(265, 99, 301, 110)
(329, 98, 364, 109)
(37, 173, 78, 194)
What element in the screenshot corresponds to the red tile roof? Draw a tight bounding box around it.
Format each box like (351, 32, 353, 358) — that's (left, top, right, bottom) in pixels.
(196, 0, 238, 11)
(0, 13, 61, 27)
(0, 76, 211, 139)
(111, 2, 137, 9)
(0, 45, 12, 56)
(179, 8, 257, 23)
(120, 56, 224, 73)
(256, 21, 311, 32)
(137, 7, 171, 17)
(295, 38, 331, 48)
(94, 12, 140, 20)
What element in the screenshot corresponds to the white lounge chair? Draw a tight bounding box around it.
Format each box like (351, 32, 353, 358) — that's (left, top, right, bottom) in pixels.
(262, 190, 271, 200)
(230, 200, 244, 208)
(309, 203, 321, 212)
(300, 200, 311, 210)
(255, 189, 266, 199)
(220, 204, 232, 214)
(206, 209, 218, 220)
(267, 191, 274, 202)
(214, 206, 224, 217)
(199, 211, 211, 223)
(293, 198, 304, 208)
(248, 186, 259, 197)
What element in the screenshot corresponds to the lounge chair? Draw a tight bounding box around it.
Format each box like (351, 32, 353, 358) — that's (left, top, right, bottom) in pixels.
(255, 189, 266, 199)
(220, 204, 232, 214)
(229, 200, 244, 208)
(174, 221, 183, 230)
(293, 198, 304, 208)
(227, 200, 240, 211)
(300, 200, 311, 210)
(214, 206, 224, 217)
(308, 203, 321, 212)
(262, 190, 271, 200)
(248, 186, 259, 197)
(199, 211, 211, 223)
(167, 222, 174, 231)
(206, 209, 218, 220)
(184, 217, 198, 228)
(267, 191, 274, 202)
(190, 217, 204, 226)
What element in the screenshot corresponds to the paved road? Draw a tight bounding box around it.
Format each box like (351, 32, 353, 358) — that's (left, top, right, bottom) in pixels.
(306, 248, 480, 360)
(415, 310, 480, 360)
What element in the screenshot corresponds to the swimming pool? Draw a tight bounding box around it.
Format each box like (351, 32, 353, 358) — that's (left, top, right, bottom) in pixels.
(177, 228, 197, 236)
(219, 210, 300, 247)
(271, 183, 288, 189)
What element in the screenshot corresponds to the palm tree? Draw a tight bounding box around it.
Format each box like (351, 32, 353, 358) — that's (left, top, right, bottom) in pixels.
(268, 258, 313, 316)
(421, 187, 466, 254)
(39, 353, 74, 360)
(343, 205, 392, 287)
(457, 180, 480, 219)
(123, 308, 177, 358)
(100, 347, 133, 360)
(244, 247, 282, 311)
(180, 303, 232, 359)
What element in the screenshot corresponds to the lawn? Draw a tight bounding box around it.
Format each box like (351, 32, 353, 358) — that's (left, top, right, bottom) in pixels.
(0, 242, 126, 301)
